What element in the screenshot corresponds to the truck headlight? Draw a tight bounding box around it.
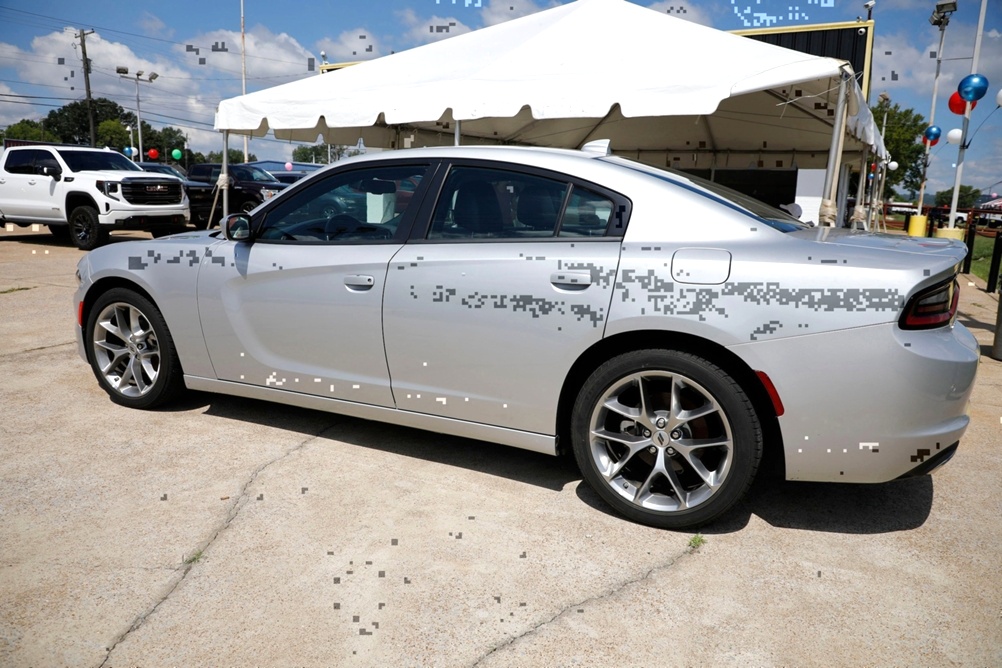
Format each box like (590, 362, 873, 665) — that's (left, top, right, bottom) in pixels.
(95, 180, 120, 200)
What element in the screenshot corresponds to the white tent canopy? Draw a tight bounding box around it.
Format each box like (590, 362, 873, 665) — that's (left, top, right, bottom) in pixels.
(216, 0, 884, 172)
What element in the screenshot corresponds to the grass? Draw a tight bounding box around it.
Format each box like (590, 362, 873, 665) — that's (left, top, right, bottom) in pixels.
(688, 534, 706, 550)
(968, 232, 997, 284)
(183, 549, 203, 565)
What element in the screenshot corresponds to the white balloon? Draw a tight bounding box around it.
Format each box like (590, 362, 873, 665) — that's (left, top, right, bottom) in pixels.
(997, 88, 1002, 107)
(887, 161, 899, 171)
(946, 128, 964, 144)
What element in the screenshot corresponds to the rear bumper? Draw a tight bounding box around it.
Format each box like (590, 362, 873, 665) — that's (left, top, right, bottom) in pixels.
(730, 320, 978, 483)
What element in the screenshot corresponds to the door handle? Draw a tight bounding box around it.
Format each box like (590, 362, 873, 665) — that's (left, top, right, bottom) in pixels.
(550, 271, 592, 290)
(344, 274, 375, 290)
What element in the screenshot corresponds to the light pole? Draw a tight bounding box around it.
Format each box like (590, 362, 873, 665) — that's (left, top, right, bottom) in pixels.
(125, 124, 134, 161)
(947, 0, 989, 228)
(916, 0, 956, 216)
(116, 67, 158, 161)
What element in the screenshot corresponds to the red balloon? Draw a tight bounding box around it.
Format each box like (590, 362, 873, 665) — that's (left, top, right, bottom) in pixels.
(147, 148, 159, 160)
(948, 92, 977, 115)
(922, 137, 939, 146)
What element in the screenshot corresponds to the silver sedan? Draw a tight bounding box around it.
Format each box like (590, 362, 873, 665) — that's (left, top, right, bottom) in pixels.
(74, 145, 979, 529)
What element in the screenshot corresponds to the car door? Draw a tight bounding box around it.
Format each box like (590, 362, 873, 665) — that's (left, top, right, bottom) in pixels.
(383, 162, 629, 435)
(0, 149, 62, 222)
(196, 161, 434, 407)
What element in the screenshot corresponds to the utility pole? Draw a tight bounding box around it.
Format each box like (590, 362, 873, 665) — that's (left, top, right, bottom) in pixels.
(77, 29, 96, 147)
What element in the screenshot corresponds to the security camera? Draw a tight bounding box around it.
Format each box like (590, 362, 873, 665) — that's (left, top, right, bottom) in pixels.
(863, 0, 875, 9)
(858, 27, 867, 35)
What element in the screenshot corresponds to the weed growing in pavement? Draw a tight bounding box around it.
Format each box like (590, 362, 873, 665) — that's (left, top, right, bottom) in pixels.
(688, 534, 706, 550)
(184, 549, 204, 565)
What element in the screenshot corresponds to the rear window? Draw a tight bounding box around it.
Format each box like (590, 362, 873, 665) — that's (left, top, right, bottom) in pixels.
(603, 156, 811, 233)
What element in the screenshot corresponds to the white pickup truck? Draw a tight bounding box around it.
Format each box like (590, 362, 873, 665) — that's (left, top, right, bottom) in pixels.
(0, 143, 189, 250)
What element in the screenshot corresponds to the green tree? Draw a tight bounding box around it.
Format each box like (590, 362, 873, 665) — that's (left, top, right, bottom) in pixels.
(207, 148, 257, 164)
(3, 119, 61, 143)
(870, 100, 927, 198)
(96, 119, 130, 152)
(292, 142, 359, 164)
(934, 185, 981, 209)
(44, 98, 131, 145)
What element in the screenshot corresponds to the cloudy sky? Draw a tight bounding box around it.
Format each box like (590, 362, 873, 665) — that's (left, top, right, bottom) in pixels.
(0, 0, 999, 195)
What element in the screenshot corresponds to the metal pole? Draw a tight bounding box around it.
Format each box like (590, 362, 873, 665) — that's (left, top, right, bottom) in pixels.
(947, 0, 989, 228)
(241, 0, 249, 163)
(135, 76, 144, 160)
(818, 68, 851, 226)
(917, 20, 948, 214)
(454, 120, 461, 146)
(222, 131, 230, 218)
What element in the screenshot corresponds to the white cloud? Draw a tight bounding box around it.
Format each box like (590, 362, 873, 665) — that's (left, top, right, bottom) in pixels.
(481, 0, 554, 26)
(396, 8, 473, 45)
(646, 1, 714, 26)
(139, 12, 172, 39)
(314, 27, 383, 62)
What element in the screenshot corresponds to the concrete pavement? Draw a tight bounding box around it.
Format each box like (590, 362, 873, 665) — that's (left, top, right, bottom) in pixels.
(0, 226, 999, 666)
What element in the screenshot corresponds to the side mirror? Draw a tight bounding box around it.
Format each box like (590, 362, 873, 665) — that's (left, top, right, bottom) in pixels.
(223, 213, 252, 241)
(40, 165, 62, 181)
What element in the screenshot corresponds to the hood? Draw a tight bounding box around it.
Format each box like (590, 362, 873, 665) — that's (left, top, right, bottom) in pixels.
(80, 170, 182, 182)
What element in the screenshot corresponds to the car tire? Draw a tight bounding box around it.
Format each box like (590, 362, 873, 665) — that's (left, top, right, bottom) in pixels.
(571, 349, 762, 530)
(69, 205, 109, 251)
(85, 288, 184, 409)
(240, 199, 258, 214)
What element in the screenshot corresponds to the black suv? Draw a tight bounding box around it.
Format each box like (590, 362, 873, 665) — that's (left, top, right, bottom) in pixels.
(187, 164, 288, 222)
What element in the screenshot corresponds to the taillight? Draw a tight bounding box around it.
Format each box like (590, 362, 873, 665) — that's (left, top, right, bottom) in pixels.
(899, 279, 959, 330)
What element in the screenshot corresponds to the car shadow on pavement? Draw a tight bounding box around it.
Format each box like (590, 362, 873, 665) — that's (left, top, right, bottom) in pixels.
(196, 394, 934, 530)
(199, 395, 579, 492)
(574, 471, 934, 535)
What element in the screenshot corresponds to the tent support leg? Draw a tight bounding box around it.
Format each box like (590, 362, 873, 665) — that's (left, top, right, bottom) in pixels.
(819, 68, 850, 226)
(222, 131, 230, 219)
(454, 120, 461, 146)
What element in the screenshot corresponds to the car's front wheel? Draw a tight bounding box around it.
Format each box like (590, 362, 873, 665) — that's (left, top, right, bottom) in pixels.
(571, 350, 762, 530)
(69, 205, 109, 251)
(85, 288, 184, 409)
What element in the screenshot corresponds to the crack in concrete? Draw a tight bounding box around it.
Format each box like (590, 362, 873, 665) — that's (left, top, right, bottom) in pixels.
(94, 421, 340, 668)
(0, 341, 75, 358)
(469, 544, 698, 667)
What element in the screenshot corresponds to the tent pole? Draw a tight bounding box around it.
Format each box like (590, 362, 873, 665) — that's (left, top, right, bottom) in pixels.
(818, 68, 850, 226)
(850, 149, 869, 229)
(222, 131, 230, 218)
(454, 120, 461, 146)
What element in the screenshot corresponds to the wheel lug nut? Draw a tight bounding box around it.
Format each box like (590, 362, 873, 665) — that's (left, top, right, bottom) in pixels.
(643, 429, 651, 437)
(648, 446, 656, 454)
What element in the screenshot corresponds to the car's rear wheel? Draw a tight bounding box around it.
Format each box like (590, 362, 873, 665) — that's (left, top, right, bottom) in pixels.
(69, 205, 109, 251)
(85, 288, 184, 409)
(571, 349, 762, 530)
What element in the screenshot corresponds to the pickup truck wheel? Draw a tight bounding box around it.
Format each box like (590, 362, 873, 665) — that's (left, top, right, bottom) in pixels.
(85, 288, 184, 409)
(69, 205, 109, 251)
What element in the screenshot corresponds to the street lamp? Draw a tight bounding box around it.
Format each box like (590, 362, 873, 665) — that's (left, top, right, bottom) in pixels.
(916, 0, 956, 217)
(117, 66, 158, 161)
(125, 124, 134, 160)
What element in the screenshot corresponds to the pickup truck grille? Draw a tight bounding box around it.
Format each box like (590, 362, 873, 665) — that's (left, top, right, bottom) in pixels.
(120, 179, 184, 205)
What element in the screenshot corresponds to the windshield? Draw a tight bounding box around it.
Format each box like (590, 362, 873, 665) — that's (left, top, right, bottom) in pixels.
(602, 156, 812, 233)
(232, 165, 281, 183)
(57, 150, 143, 173)
(142, 163, 186, 179)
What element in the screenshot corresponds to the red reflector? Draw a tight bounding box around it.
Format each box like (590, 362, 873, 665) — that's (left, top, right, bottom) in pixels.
(77, 300, 84, 327)
(755, 371, 785, 417)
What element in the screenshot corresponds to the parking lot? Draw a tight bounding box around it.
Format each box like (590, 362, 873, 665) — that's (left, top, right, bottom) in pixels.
(1, 226, 1000, 667)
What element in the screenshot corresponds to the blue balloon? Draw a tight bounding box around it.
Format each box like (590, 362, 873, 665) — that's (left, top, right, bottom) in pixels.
(924, 125, 942, 141)
(124, 147, 132, 156)
(958, 74, 989, 102)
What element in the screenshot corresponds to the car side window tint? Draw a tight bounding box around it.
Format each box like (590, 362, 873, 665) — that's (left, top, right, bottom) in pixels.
(558, 186, 616, 237)
(256, 164, 428, 243)
(3, 150, 44, 175)
(428, 167, 568, 240)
